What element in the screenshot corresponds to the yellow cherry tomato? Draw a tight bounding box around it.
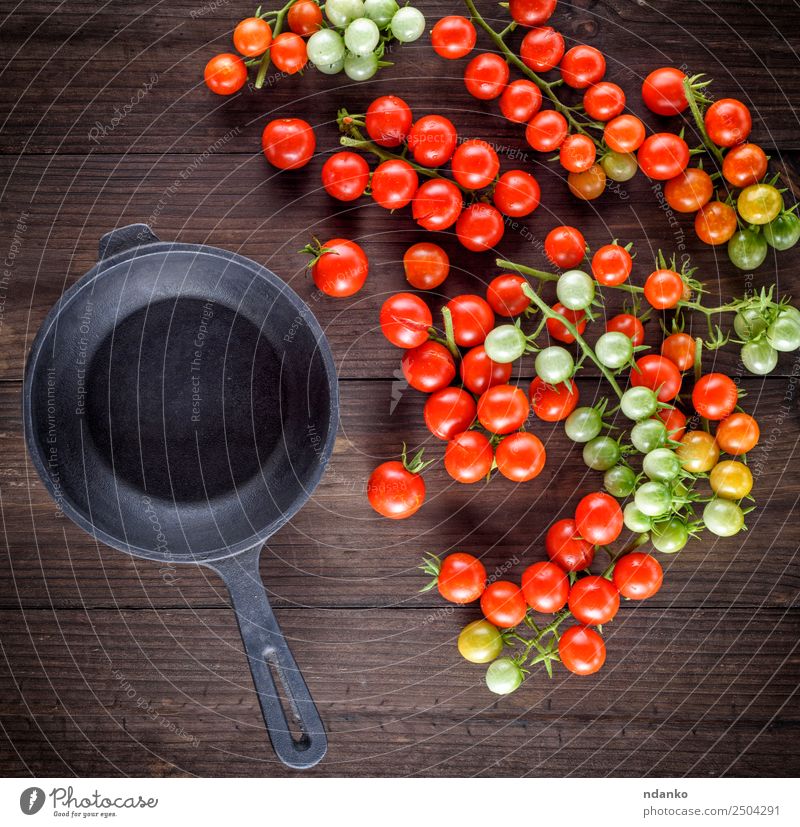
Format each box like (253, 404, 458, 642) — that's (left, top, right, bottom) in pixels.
(677, 430, 720, 473)
(457, 619, 503, 664)
(737, 184, 784, 225)
(709, 460, 753, 500)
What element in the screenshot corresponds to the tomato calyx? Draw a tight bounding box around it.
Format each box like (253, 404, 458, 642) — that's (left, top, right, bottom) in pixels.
(299, 236, 337, 268)
(400, 442, 434, 476)
(418, 552, 444, 592)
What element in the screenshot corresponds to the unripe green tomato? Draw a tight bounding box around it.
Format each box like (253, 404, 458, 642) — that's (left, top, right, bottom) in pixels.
(650, 516, 689, 553)
(556, 269, 595, 311)
(621, 386, 659, 421)
(642, 447, 682, 482)
(344, 18, 380, 56)
(583, 435, 621, 471)
(595, 331, 633, 369)
(737, 184, 783, 225)
(728, 228, 768, 271)
(623, 501, 652, 533)
(485, 657, 523, 695)
(344, 51, 379, 80)
(458, 619, 503, 664)
(604, 464, 636, 498)
(601, 151, 638, 182)
(307, 29, 346, 66)
(535, 346, 574, 384)
(733, 306, 767, 340)
(631, 418, 668, 453)
(564, 406, 603, 443)
(634, 480, 672, 517)
(363, 0, 398, 28)
(484, 324, 527, 363)
(767, 313, 800, 352)
(325, 0, 365, 28)
(703, 498, 745, 537)
(763, 212, 800, 251)
(741, 340, 778, 375)
(390, 6, 425, 42)
(315, 56, 345, 75)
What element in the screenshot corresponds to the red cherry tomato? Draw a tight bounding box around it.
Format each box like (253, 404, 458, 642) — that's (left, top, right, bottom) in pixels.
(692, 373, 738, 420)
(591, 244, 632, 286)
(495, 431, 546, 481)
(435, 553, 486, 603)
(477, 384, 530, 434)
(658, 406, 687, 442)
(695, 201, 738, 246)
(487, 274, 531, 317)
(521, 561, 568, 613)
(262, 118, 315, 170)
(500, 79, 543, 123)
(604, 114, 645, 154)
(568, 575, 620, 625)
(371, 159, 418, 210)
(401, 341, 457, 393)
(456, 203, 505, 252)
(445, 430, 494, 483)
(233, 17, 273, 56)
(309, 238, 368, 297)
(446, 294, 495, 347)
(722, 143, 768, 188)
(559, 625, 606, 675)
(367, 460, 426, 519)
(520, 26, 564, 72)
(545, 225, 586, 268)
(407, 115, 458, 167)
(545, 518, 595, 571)
(481, 581, 527, 628)
(607, 313, 645, 346)
(204, 53, 247, 95)
(641, 67, 688, 116)
(559, 133, 596, 173)
(644, 268, 686, 310)
(287, 0, 322, 36)
(430, 15, 477, 59)
(493, 170, 541, 217)
(529, 377, 579, 422)
(379, 292, 432, 348)
(716, 412, 760, 455)
(546, 303, 587, 344)
(509, 0, 557, 26)
(661, 332, 696, 371)
(664, 167, 713, 213)
(637, 133, 690, 180)
(365, 95, 413, 147)
(412, 179, 463, 231)
(424, 387, 477, 440)
(560, 45, 605, 89)
(460, 346, 512, 395)
(464, 53, 510, 100)
(403, 242, 449, 290)
(526, 109, 568, 152)
(613, 553, 663, 600)
(630, 354, 682, 402)
(321, 151, 369, 201)
(451, 139, 500, 190)
(583, 81, 625, 121)
(705, 98, 751, 147)
(270, 32, 307, 74)
(575, 492, 623, 545)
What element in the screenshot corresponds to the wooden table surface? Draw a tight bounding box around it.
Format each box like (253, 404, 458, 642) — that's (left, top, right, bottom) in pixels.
(1, 0, 799, 777)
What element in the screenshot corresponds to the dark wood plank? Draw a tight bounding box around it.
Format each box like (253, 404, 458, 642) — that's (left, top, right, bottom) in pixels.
(1, 1, 799, 154)
(3, 378, 799, 611)
(0, 607, 797, 776)
(2, 153, 800, 381)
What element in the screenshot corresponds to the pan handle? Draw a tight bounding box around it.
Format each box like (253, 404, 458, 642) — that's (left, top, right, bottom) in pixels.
(208, 547, 327, 770)
(98, 223, 159, 261)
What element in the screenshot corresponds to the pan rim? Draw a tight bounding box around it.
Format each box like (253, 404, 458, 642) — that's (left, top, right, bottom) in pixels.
(22, 236, 339, 564)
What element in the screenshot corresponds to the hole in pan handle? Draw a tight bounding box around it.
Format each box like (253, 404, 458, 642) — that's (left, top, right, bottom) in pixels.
(207, 546, 328, 770)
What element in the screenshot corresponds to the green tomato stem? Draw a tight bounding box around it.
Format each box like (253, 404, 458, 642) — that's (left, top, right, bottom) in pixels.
(682, 77, 725, 167)
(440, 306, 460, 359)
(254, 0, 296, 89)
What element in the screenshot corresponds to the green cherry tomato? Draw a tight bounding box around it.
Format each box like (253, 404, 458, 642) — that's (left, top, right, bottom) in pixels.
(703, 498, 745, 537)
(344, 18, 380, 56)
(363, 0, 399, 28)
(737, 184, 784, 226)
(741, 340, 778, 375)
(344, 51, 379, 81)
(728, 228, 768, 271)
(556, 269, 595, 311)
(624, 501, 652, 533)
(595, 331, 633, 369)
(604, 464, 636, 498)
(634, 480, 672, 518)
(325, 0, 365, 28)
(621, 386, 659, 421)
(390, 6, 425, 42)
(565, 406, 603, 443)
(650, 516, 689, 554)
(485, 657, 524, 695)
(601, 151, 638, 182)
(458, 619, 504, 664)
(484, 324, 527, 364)
(642, 447, 682, 482)
(631, 418, 668, 453)
(763, 212, 800, 251)
(315, 56, 345, 75)
(733, 306, 768, 340)
(583, 435, 621, 471)
(307, 29, 346, 66)
(767, 313, 800, 352)
(535, 346, 574, 384)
